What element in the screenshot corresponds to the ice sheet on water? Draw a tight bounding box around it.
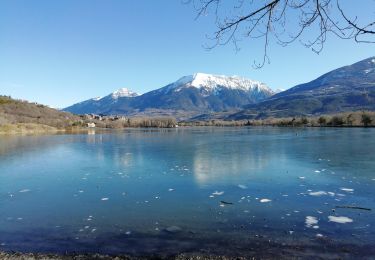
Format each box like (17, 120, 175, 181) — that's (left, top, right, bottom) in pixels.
(309, 191, 327, 196)
(340, 188, 354, 192)
(260, 199, 271, 203)
(19, 189, 30, 193)
(238, 184, 247, 189)
(101, 198, 109, 201)
(328, 216, 353, 224)
(212, 191, 224, 196)
(305, 216, 318, 228)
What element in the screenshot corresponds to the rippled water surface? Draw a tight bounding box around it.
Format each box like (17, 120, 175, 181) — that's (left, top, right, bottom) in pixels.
(0, 127, 374, 257)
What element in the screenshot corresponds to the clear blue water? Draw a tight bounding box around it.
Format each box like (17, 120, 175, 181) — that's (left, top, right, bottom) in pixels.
(0, 127, 374, 257)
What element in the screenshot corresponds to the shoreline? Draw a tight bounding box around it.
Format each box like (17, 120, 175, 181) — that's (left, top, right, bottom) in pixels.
(1, 123, 374, 136)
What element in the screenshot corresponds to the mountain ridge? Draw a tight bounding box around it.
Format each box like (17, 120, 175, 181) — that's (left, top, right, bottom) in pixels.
(64, 73, 275, 119)
(227, 56, 375, 119)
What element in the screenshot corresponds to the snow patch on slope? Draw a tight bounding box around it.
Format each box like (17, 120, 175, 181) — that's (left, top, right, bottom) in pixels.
(111, 88, 139, 99)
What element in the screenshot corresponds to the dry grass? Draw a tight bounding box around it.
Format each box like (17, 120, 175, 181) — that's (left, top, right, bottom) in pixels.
(0, 123, 62, 135)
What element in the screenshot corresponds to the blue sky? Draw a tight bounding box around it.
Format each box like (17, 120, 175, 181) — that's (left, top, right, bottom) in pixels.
(0, 0, 374, 108)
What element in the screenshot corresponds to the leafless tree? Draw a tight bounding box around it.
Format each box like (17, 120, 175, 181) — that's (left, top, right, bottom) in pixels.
(186, 0, 375, 68)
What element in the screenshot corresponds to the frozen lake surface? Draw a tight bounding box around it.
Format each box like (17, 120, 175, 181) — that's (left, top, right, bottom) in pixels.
(0, 127, 374, 258)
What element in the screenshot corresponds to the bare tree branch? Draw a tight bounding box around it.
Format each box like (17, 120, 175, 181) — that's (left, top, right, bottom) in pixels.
(186, 0, 375, 68)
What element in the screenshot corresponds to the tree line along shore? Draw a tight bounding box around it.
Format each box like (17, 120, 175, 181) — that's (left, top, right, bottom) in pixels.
(0, 96, 374, 134)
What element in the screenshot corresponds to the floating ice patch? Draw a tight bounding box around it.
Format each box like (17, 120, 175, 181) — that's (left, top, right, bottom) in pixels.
(328, 192, 335, 196)
(125, 231, 131, 235)
(314, 170, 321, 173)
(19, 189, 30, 193)
(328, 216, 353, 224)
(212, 191, 224, 196)
(309, 191, 327, 196)
(238, 184, 247, 189)
(340, 188, 354, 192)
(101, 198, 109, 201)
(305, 216, 318, 228)
(316, 234, 324, 238)
(299, 177, 305, 179)
(260, 199, 271, 203)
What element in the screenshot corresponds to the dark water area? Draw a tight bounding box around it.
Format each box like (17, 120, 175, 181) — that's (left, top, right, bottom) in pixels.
(0, 127, 374, 258)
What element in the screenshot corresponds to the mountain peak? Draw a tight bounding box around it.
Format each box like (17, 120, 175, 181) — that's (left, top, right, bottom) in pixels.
(171, 72, 273, 94)
(111, 88, 139, 99)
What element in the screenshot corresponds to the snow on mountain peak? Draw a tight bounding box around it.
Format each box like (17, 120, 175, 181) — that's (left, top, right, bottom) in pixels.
(111, 88, 139, 98)
(171, 73, 273, 94)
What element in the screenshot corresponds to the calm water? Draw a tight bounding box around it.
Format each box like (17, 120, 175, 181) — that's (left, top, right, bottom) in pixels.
(0, 127, 374, 257)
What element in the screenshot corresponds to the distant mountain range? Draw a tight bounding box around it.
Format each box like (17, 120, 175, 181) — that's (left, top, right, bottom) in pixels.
(63, 73, 275, 120)
(64, 57, 375, 120)
(229, 57, 375, 119)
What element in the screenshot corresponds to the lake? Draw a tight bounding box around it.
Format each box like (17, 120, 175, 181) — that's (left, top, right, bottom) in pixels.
(0, 127, 374, 258)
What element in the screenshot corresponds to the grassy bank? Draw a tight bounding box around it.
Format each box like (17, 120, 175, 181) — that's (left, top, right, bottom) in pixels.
(0, 123, 62, 135)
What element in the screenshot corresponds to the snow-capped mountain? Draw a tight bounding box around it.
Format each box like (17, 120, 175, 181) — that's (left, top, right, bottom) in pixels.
(64, 73, 275, 118)
(64, 88, 139, 115)
(163, 73, 272, 96)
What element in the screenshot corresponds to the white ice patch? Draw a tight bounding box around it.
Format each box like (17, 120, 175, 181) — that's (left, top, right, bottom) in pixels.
(238, 184, 247, 189)
(305, 216, 318, 228)
(212, 191, 224, 196)
(340, 188, 354, 192)
(101, 198, 109, 201)
(328, 216, 353, 224)
(309, 191, 327, 196)
(260, 199, 271, 203)
(19, 189, 30, 193)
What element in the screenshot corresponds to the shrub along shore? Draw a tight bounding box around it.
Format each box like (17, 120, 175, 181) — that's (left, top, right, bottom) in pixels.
(180, 111, 375, 127)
